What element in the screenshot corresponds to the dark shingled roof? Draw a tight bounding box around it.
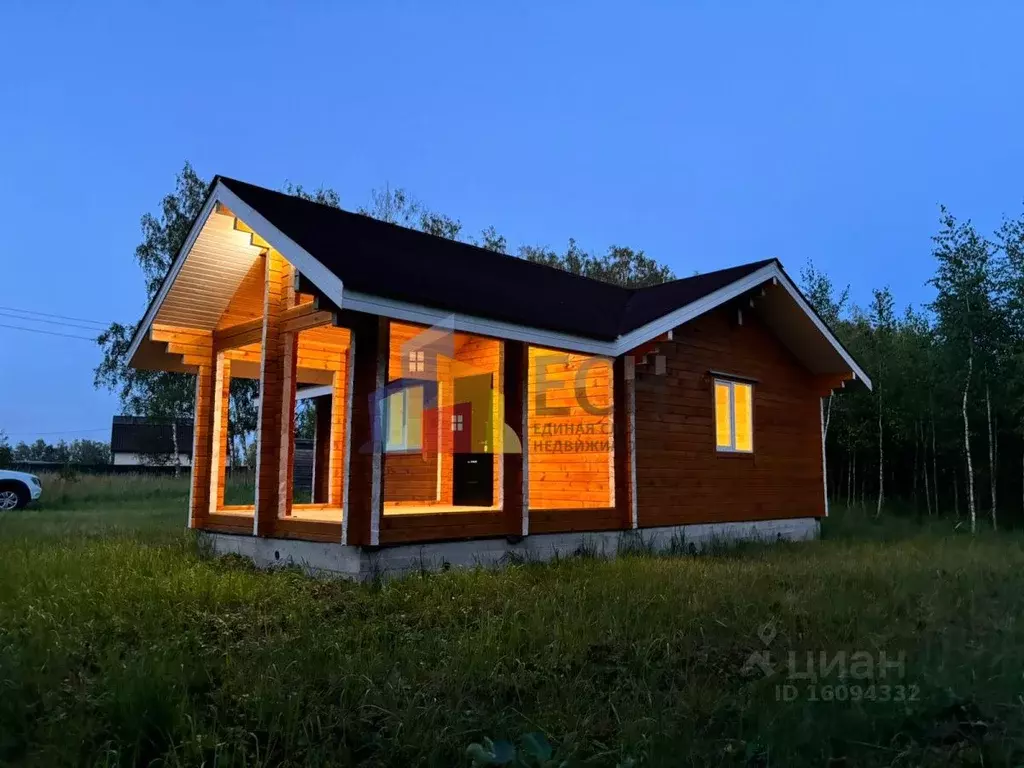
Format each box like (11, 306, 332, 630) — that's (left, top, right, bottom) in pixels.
(111, 416, 194, 456)
(217, 176, 776, 341)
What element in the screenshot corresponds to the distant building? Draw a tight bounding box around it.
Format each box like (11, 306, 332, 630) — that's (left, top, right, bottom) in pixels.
(110, 416, 194, 467)
(109, 416, 314, 491)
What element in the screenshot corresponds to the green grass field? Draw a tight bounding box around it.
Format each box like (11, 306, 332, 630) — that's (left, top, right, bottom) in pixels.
(2, 474, 1023, 766)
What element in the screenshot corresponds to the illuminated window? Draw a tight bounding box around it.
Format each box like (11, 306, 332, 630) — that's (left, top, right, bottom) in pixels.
(383, 385, 424, 452)
(714, 379, 753, 452)
(408, 349, 425, 373)
(451, 414, 464, 432)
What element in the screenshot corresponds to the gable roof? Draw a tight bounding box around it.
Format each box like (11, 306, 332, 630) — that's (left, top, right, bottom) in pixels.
(217, 176, 777, 342)
(111, 416, 194, 456)
(127, 176, 871, 389)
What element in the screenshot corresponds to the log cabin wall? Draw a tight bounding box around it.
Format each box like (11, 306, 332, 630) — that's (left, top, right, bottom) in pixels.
(634, 305, 825, 526)
(451, 335, 503, 506)
(384, 322, 442, 505)
(382, 323, 503, 508)
(299, 325, 351, 510)
(527, 347, 614, 511)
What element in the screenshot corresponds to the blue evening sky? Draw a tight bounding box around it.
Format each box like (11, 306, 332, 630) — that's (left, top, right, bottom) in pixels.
(2, 2, 1023, 444)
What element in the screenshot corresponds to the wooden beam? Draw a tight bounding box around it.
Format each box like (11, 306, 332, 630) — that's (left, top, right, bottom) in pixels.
(502, 340, 527, 537)
(814, 372, 855, 396)
(214, 308, 337, 353)
(209, 354, 231, 514)
(151, 324, 212, 344)
(214, 318, 264, 352)
(233, 215, 270, 249)
(189, 361, 215, 528)
(343, 312, 388, 547)
(282, 309, 334, 335)
(329, 357, 349, 509)
(613, 355, 637, 529)
(254, 251, 292, 536)
(280, 301, 317, 322)
(277, 297, 299, 520)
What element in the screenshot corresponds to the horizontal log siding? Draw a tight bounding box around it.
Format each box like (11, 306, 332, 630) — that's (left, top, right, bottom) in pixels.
(384, 322, 441, 504)
(384, 453, 438, 502)
(452, 335, 503, 505)
(634, 306, 825, 527)
(527, 347, 614, 510)
(382, 323, 503, 509)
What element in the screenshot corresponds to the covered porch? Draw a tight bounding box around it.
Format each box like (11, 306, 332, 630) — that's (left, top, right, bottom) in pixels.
(130, 198, 635, 547)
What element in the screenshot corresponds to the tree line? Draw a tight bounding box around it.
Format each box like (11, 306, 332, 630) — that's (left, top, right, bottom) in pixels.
(0, 435, 111, 467)
(804, 205, 1024, 532)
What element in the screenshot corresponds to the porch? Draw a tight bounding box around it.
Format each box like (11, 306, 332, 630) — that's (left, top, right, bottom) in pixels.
(132, 202, 635, 547)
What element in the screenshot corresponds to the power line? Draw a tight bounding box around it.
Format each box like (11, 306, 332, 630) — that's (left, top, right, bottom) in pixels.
(0, 322, 98, 341)
(0, 305, 111, 328)
(0, 310, 110, 332)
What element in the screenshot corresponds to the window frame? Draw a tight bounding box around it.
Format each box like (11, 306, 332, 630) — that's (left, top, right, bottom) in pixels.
(408, 349, 425, 374)
(382, 384, 425, 453)
(713, 377, 754, 454)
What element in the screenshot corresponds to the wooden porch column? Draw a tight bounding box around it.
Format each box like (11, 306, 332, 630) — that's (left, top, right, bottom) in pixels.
(312, 394, 333, 503)
(277, 305, 299, 519)
(254, 252, 297, 536)
(188, 357, 215, 528)
(329, 359, 349, 508)
(208, 354, 231, 514)
(342, 312, 389, 546)
(613, 355, 637, 529)
(502, 340, 528, 537)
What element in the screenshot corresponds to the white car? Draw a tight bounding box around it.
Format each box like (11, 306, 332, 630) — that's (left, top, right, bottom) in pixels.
(0, 470, 42, 510)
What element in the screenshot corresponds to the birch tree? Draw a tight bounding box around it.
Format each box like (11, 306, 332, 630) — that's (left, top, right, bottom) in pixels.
(929, 209, 995, 533)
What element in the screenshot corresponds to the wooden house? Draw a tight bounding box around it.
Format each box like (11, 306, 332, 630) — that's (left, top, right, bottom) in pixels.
(125, 177, 870, 577)
(110, 416, 194, 467)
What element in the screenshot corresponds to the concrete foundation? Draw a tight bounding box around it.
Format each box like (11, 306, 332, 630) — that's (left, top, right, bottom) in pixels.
(199, 517, 820, 581)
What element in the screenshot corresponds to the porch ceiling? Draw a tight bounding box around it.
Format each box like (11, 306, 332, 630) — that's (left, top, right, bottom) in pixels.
(154, 209, 266, 331)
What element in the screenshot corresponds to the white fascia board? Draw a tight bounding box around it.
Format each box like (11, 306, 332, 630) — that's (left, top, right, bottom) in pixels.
(125, 190, 222, 364)
(611, 264, 778, 356)
(125, 181, 345, 367)
(214, 183, 345, 310)
(342, 291, 617, 356)
(296, 384, 333, 400)
(609, 262, 872, 390)
(771, 265, 873, 391)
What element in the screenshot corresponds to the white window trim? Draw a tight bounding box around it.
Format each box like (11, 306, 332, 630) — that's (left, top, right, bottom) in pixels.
(714, 378, 754, 454)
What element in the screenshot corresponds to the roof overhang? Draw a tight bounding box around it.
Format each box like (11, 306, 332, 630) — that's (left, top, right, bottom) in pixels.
(126, 180, 345, 368)
(343, 262, 871, 389)
(128, 182, 870, 391)
(610, 261, 872, 390)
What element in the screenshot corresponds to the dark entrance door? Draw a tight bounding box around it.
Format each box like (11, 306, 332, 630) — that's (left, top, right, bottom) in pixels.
(452, 373, 494, 506)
